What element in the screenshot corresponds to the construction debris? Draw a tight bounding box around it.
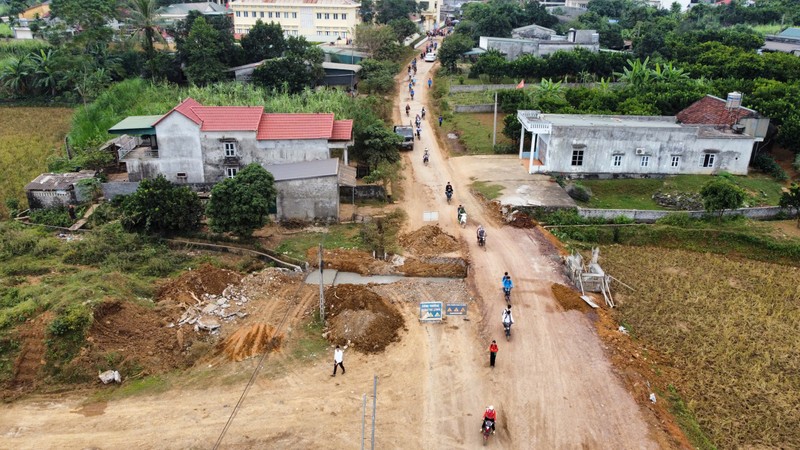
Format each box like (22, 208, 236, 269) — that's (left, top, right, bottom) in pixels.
(564, 247, 615, 308)
(98, 370, 121, 384)
(177, 283, 252, 333)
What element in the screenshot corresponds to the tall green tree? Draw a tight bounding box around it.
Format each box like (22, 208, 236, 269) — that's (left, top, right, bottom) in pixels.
(251, 36, 323, 93)
(700, 177, 746, 219)
(120, 176, 203, 234)
(438, 33, 473, 73)
(354, 23, 397, 58)
(0, 55, 32, 96)
(360, 0, 376, 23)
(206, 164, 277, 237)
(171, 10, 243, 67)
(31, 49, 58, 96)
(126, 0, 164, 78)
(50, 0, 117, 45)
(375, 0, 417, 24)
(351, 123, 401, 169)
(241, 20, 286, 64)
(183, 17, 226, 86)
(388, 18, 417, 42)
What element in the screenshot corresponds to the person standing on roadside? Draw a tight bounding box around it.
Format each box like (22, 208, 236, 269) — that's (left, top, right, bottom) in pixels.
(438, 115, 443, 127)
(489, 340, 499, 368)
(332, 345, 345, 377)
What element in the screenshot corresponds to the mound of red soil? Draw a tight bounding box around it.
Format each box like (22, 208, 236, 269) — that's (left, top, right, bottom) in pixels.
(156, 264, 242, 306)
(7, 312, 53, 393)
(81, 301, 193, 374)
(399, 256, 468, 278)
(308, 247, 394, 275)
(551, 283, 590, 312)
(508, 211, 535, 228)
(325, 284, 404, 353)
(399, 225, 460, 256)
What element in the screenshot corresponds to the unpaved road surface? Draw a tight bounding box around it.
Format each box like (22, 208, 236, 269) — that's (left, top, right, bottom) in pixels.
(0, 38, 661, 449)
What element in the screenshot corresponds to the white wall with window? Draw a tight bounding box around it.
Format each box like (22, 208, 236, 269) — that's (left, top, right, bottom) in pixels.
(230, 0, 360, 39)
(223, 141, 238, 157)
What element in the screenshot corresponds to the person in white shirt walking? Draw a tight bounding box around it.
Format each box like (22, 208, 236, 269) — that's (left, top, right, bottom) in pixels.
(332, 345, 345, 377)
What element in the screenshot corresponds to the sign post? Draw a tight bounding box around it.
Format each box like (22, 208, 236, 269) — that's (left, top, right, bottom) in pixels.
(419, 302, 443, 322)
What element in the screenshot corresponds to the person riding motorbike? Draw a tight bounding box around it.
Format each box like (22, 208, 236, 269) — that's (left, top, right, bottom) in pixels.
(502, 275, 513, 298)
(405, 104, 410, 116)
(477, 225, 486, 245)
(457, 204, 466, 221)
(502, 306, 514, 338)
(421, 107, 426, 119)
(445, 182, 453, 202)
(481, 405, 497, 434)
(423, 148, 429, 165)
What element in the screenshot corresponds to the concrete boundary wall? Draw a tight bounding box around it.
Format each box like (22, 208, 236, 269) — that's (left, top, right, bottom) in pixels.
(449, 82, 623, 93)
(453, 104, 495, 113)
(577, 206, 794, 223)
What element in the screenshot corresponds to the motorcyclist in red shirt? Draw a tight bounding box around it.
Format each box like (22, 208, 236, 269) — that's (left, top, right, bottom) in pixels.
(481, 405, 497, 434)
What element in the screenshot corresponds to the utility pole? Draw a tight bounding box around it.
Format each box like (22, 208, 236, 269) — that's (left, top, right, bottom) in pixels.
(319, 243, 325, 322)
(370, 375, 378, 450)
(492, 91, 498, 148)
(361, 393, 367, 450)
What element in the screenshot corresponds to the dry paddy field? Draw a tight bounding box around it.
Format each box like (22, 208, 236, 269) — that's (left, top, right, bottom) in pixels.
(0, 107, 73, 217)
(601, 245, 800, 449)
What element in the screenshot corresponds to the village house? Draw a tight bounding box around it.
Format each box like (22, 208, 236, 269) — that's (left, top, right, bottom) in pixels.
(24, 170, 95, 209)
(479, 27, 599, 61)
(516, 93, 769, 177)
(106, 98, 354, 221)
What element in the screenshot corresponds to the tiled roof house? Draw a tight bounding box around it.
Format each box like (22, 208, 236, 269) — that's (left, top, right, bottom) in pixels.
(108, 99, 355, 221)
(677, 94, 769, 142)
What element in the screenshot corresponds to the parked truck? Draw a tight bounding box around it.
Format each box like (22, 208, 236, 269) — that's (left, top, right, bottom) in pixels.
(393, 126, 414, 151)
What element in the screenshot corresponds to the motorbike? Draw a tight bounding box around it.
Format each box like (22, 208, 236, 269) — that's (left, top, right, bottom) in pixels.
(477, 233, 486, 249)
(446, 191, 453, 204)
(423, 153, 429, 166)
(503, 287, 511, 304)
(482, 419, 495, 445)
(459, 212, 467, 228)
(503, 321, 512, 341)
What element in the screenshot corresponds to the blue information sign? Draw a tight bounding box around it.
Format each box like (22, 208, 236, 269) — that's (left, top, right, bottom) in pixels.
(419, 302, 443, 321)
(446, 303, 467, 315)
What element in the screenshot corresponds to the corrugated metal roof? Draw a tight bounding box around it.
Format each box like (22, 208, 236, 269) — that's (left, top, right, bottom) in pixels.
(331, 120, 353, 141)
(25, 170, 96, 191)
(338, 163, 356, 186)
(322, 61, 362, 72)
(193, 106, 265, 131)
(108, 115, 162, 135)
(257, 113, 335, 140)
(267, 158, 339, 181)
(778, 27, 800, 39)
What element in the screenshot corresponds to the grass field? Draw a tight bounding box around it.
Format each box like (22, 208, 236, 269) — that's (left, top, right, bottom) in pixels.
(470, 180, 504, 199)
(0, 107, 74, 217)
(601, 245, 800, 449)
(446, 113, 513, 155)
(577, 174, 784, 209)
(275, 224, 366, 261)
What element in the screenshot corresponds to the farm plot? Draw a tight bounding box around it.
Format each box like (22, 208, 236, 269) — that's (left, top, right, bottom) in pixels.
(601, 245, 800, 449)
(0, 107, 74, 217)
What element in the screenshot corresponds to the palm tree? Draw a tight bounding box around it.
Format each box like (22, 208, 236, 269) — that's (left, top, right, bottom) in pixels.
(126, 0, 164, 76)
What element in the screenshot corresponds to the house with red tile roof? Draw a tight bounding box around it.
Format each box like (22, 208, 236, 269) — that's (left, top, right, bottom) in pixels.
(108, 98, 354, 221)
(676, 94, 769, 142)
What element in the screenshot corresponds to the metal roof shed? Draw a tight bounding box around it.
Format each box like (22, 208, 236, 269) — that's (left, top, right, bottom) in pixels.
(108, 115, 162, 135)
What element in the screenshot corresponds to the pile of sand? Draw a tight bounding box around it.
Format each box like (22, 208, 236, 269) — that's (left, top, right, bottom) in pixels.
(218, 323, 282, 362)
(399, 225, 460, 256)
(307, 247, 394, 275)
(325, 284, 404, 353)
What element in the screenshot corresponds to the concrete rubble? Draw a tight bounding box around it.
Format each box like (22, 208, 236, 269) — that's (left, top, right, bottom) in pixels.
(177, 283, 251, 334)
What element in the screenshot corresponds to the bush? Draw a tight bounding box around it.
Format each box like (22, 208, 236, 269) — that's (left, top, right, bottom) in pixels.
(28, 206, 73, 228)
(493, 143, 517, 154)
(752, 153, 788, 181)
(566, 184, 591, 202)
(657, 212, 693, 227)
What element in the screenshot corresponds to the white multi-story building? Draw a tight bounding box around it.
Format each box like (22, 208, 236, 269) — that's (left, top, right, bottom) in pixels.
(417, 0, 441, 31)
(230, 0, 361, 40)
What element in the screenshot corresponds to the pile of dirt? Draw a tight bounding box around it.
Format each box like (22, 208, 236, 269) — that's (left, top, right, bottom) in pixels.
(156, 264, 243, 306)
(324, 284, 404, 353)
(307, 247, 394, 275)
(507, 210, 535, 228)
(73, 301, 195, 378)
(399, 225, 460, 256)
(551, 283, 591, 312)
(397, 256, 468, 278)
(218, 323, 282, 362)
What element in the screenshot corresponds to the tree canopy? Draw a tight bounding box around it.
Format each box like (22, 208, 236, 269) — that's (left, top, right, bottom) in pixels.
(700, 177, 746, 219)
(251, 36, 323, 93)
(241, 20, 287, 64)
(206, 164, 277, 237)
(182, 17, 226, 86)
(119, 176, 203, 234)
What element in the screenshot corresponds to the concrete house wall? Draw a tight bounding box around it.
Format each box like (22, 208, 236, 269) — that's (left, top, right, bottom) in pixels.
(275, 175, 339, 220)
(544, 124, 753, 176)
(200, 131, 331, 182)
(129, 113, 205, 183)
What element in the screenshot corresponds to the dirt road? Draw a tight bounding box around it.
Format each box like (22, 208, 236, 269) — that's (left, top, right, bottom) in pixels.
(0, 39, 660, 449)
(396, 40, 659, 448)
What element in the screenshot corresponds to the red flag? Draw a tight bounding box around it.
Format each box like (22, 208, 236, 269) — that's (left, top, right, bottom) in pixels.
(516, 79, 525, 89)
